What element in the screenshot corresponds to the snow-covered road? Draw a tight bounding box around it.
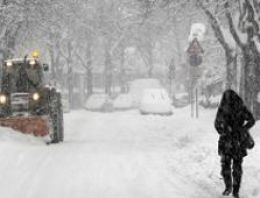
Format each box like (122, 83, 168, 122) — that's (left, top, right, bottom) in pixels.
(0, 108, 259, 198)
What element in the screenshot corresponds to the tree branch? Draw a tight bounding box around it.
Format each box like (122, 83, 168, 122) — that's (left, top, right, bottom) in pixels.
(245, 0, 260, 42)
(198, 1, 231, 52)
(225, 2, 245, 49)
(74, 50, 91, 70)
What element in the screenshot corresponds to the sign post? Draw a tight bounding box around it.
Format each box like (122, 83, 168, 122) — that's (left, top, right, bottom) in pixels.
(187, 38, 204, 118)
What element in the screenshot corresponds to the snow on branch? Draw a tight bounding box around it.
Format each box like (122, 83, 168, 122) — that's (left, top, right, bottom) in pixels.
(225, 2, 245, 49)
(198, 0, 232, 52)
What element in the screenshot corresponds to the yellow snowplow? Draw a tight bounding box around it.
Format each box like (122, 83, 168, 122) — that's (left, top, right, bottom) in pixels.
(0, 54, 63, 143)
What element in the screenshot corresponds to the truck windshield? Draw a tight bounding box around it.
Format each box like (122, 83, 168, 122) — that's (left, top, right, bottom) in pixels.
(2, 62, 43, 93)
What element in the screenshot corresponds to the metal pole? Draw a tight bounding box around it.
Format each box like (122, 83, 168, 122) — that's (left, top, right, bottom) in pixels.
(196, 87, 199, 118)
(169, 78, 172, 98)
(189, 66, 193, 118)
(190, 87, 194, 118)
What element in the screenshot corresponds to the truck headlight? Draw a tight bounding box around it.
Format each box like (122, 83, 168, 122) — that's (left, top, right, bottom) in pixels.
(29, 60, 36, 66)
(6, 61, 12, 67)
(0, 95, 7, 104)
(32, 92, 40, 101)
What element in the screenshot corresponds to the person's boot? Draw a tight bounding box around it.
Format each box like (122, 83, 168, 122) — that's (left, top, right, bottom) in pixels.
(222, 175, 232, 196)
(232, 179, 241, 198)
(221, 156, 232, 196)
(232, 159, 242, 198)
(232, 191, 240, 198)
(222, 187, 232, 196)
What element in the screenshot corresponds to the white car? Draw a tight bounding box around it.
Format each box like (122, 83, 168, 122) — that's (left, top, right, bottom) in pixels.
(128, 78, 162, 107)
(139, 89, 173, 115)
(113, 94, 133, 110)
(62, 97, 70, 113)
(61, 93, 70, 113)
(84, 94, 113, 112)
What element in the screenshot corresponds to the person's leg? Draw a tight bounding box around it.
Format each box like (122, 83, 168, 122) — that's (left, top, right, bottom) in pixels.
(221, 155, 232, 195)
(232, 157, 243, 198)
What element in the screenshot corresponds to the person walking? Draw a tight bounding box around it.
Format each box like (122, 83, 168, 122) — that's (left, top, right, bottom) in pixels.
(215, 89, 255, 198)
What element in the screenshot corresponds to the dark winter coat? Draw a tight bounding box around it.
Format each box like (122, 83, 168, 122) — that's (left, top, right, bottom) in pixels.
(214, 90, 255, 158)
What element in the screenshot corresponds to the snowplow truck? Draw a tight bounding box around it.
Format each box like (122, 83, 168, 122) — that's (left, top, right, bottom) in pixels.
(0, 56, 64, 143)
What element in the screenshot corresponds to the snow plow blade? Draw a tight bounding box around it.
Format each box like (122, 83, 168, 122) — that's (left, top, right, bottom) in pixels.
(0, 117, 49, 136)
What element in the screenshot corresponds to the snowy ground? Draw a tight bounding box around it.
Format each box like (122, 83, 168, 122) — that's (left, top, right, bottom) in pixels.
(0, 107, 259, 198)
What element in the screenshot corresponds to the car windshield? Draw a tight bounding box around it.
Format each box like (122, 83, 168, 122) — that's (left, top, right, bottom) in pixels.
(2, 62, 43, 93)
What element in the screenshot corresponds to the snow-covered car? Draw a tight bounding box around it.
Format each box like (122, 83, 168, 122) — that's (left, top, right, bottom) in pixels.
(172, 92, 189, 108)
(199, 94, 221, 108)
(84, 94, 113, 112)
(61, 94, 70, 113)
(129, 78, 162, 108)
(113, 94, 133, 110)
(139, 89, 173, 115)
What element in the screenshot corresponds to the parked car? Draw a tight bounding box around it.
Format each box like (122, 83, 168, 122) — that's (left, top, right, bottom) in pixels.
(61, 93, 70, 113)
(129, 78, 162, 108)
(113, 94, 133, 110)
(172, 92, 189, 108)
(199, 94, 221, 108)
(139, 89, 173, 115)
(84, 94, 113, 112)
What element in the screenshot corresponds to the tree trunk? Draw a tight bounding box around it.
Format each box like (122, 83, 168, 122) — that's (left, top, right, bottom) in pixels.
(104, 40, 112, 95)
(147, 47, 153, 78)
(225, 55, 233, 89)
(86, 39, 93, 97)
(4, 22, 22, 59)
(225, 50, 237, 90)
(239, 55, 245, 98)
(233, 54, 238, 91)
(87, 68, 93, 96)
(49, 47, 56, 80)
(67, 41, 74, 107)
(119, 46, 126, 93)
(242, 45, 256, 112)
(254, 54, 260, 119)
(168, 58, 175, 98)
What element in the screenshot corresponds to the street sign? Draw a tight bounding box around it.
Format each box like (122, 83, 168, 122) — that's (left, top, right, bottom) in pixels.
(189, 54, 202, 66)
(187, 26, 205, 119)
(187, 38, 204, 67)
(187, 38, 204, 55)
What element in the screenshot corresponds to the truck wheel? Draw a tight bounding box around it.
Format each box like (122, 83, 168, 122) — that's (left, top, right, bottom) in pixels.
(49, 91, 64, 143)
